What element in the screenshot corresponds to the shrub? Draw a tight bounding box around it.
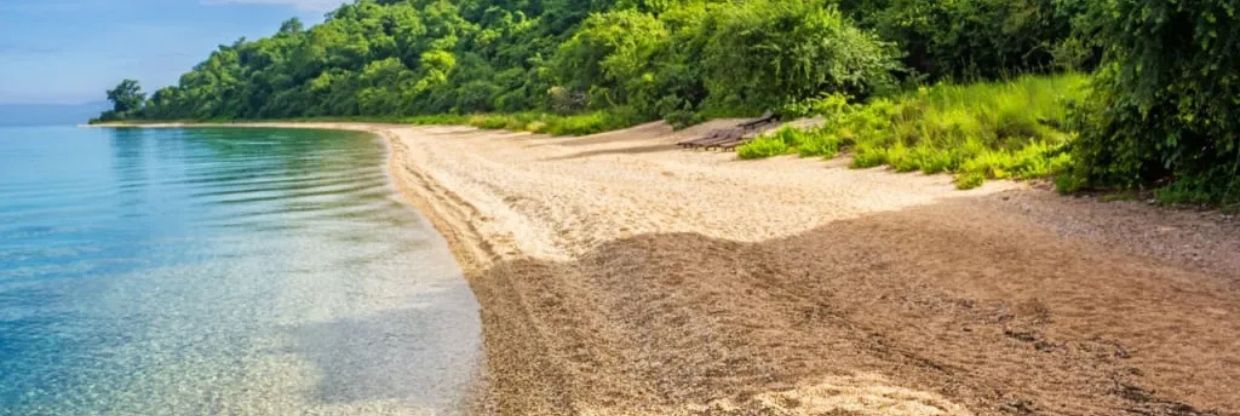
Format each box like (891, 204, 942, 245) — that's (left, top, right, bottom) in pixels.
(779, 93, 851, 119)
(663, 110, 703, 130)
(851, 142, 889, 168)
(739, 126, 850, 160)
(738, 136, 791, 160)
(797, 133, 846, 158)
(700, 0, 898, 113)
(1065, 0, 1240, 206)
(955, 172, 987, 190)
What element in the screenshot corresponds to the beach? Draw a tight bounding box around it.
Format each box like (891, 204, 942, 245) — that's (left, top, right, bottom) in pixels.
(116, 121, 1240, 415)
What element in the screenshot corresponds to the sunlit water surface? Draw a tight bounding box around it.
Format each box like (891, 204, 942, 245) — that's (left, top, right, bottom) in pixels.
(0, 126, 480, 415)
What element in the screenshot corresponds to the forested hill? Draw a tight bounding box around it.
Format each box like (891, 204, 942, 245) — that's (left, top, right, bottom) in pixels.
(107, 0, 1086, 123)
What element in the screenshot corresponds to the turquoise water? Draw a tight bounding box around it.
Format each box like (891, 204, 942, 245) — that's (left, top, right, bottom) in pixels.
(0, 126, 480, 415)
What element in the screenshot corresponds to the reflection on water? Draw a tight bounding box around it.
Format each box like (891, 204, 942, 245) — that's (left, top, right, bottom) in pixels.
(0, 126, 480, 415)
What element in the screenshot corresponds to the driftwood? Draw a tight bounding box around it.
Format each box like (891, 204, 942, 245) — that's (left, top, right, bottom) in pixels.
(737, 111, 778, 129)
(680, 112, 781, 151)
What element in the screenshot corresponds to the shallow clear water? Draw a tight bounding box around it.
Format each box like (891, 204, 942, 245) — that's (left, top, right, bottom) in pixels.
(0, 126, 480, 415)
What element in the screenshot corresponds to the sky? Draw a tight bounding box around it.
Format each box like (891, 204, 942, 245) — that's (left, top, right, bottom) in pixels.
(0, 0, 348, 105)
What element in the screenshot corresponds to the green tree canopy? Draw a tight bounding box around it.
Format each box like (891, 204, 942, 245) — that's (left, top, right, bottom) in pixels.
(1066, 0, 1240, 205)
(106, 79, 145, 114)
(103, 0, 912, 122)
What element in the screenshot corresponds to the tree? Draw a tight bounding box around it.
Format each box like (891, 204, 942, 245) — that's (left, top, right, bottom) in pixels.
(278, 17, 304, 35)
(845, 0, 1086, 80)
(700, 0, 897, 112)
(1064, 0, 1240, 205)
(125, 0, 1083, 125)
(106, 79, 146, 115)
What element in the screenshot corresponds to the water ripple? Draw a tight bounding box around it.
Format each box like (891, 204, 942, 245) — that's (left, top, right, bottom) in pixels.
(0, 127, 480, 415)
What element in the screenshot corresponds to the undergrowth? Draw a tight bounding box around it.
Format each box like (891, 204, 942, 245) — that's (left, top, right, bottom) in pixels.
(93, 111, 648, 137)
(738, 74, 1087, 189)
(407, 111, 645, 136)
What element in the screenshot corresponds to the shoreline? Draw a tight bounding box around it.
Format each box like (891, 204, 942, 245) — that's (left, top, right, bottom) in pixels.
(92, 121, 500, 268)
(92, 121, 501, 413)
(95, 121, 1240, 415)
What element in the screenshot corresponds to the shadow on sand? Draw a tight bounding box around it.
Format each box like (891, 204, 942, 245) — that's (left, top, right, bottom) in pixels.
(469, 190, 1236, 415)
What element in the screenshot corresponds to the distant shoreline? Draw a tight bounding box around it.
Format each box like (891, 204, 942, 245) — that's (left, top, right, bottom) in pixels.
(86, 121, 373, 128)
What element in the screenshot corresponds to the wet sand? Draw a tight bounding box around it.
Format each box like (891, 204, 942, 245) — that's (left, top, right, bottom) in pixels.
(113, 121, 1240, 415)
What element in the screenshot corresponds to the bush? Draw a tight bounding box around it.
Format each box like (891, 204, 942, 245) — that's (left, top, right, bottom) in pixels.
(739, 126, 850, 160)
(664, 110, 704, 130)
(1064, 0, 1240, 206)
(738, 136, 791, 160)
(797, 133, 846, 158)
(700, 0, 898, 113)
(955, 172, 987, 190)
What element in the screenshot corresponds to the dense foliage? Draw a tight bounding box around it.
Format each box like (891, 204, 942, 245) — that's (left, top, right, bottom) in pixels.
(842, 0, 1097, 79)
(552, 1, 898, 120)
(117, 0, 898, 125)
(106, 0, 1088, 122)
(1064, 0, 1240, 206)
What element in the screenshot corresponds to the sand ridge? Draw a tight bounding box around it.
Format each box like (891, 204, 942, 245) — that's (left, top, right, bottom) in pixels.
(119, 121, 1240, 415)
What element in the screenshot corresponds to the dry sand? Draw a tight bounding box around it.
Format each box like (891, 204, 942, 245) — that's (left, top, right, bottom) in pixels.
(119, 121, 1240, 415)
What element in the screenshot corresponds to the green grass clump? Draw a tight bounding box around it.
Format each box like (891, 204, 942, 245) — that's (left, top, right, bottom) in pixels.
(404, 114, 473, 125)
(954, 172, 986, 189)
(408, 111, 645, 136)
(738, 135, 791, 159)
(740, 74, 1087, 189)
(737, 126, 848, 160)
(542, 111, 639, 136)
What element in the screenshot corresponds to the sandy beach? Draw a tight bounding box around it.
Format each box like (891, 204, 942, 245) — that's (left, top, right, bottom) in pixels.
(106, 121, 1240, 415)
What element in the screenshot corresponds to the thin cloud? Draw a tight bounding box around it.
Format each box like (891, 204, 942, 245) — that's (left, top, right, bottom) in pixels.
(0, 43, 65, 55)
(201, 0, 347, 12)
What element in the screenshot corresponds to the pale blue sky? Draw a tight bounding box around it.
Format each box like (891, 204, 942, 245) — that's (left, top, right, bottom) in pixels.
(0, 0, 347, 105)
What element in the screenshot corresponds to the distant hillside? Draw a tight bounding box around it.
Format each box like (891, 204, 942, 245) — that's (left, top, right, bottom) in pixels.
(0, 102, 110, 126)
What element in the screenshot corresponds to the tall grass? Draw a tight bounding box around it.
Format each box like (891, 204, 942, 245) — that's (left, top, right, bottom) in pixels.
(407, 111, 644, 136)
(738, 74, 1087, 189)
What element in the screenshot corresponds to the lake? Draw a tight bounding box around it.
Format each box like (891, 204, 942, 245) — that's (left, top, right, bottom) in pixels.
(0, 126, 480, 415)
